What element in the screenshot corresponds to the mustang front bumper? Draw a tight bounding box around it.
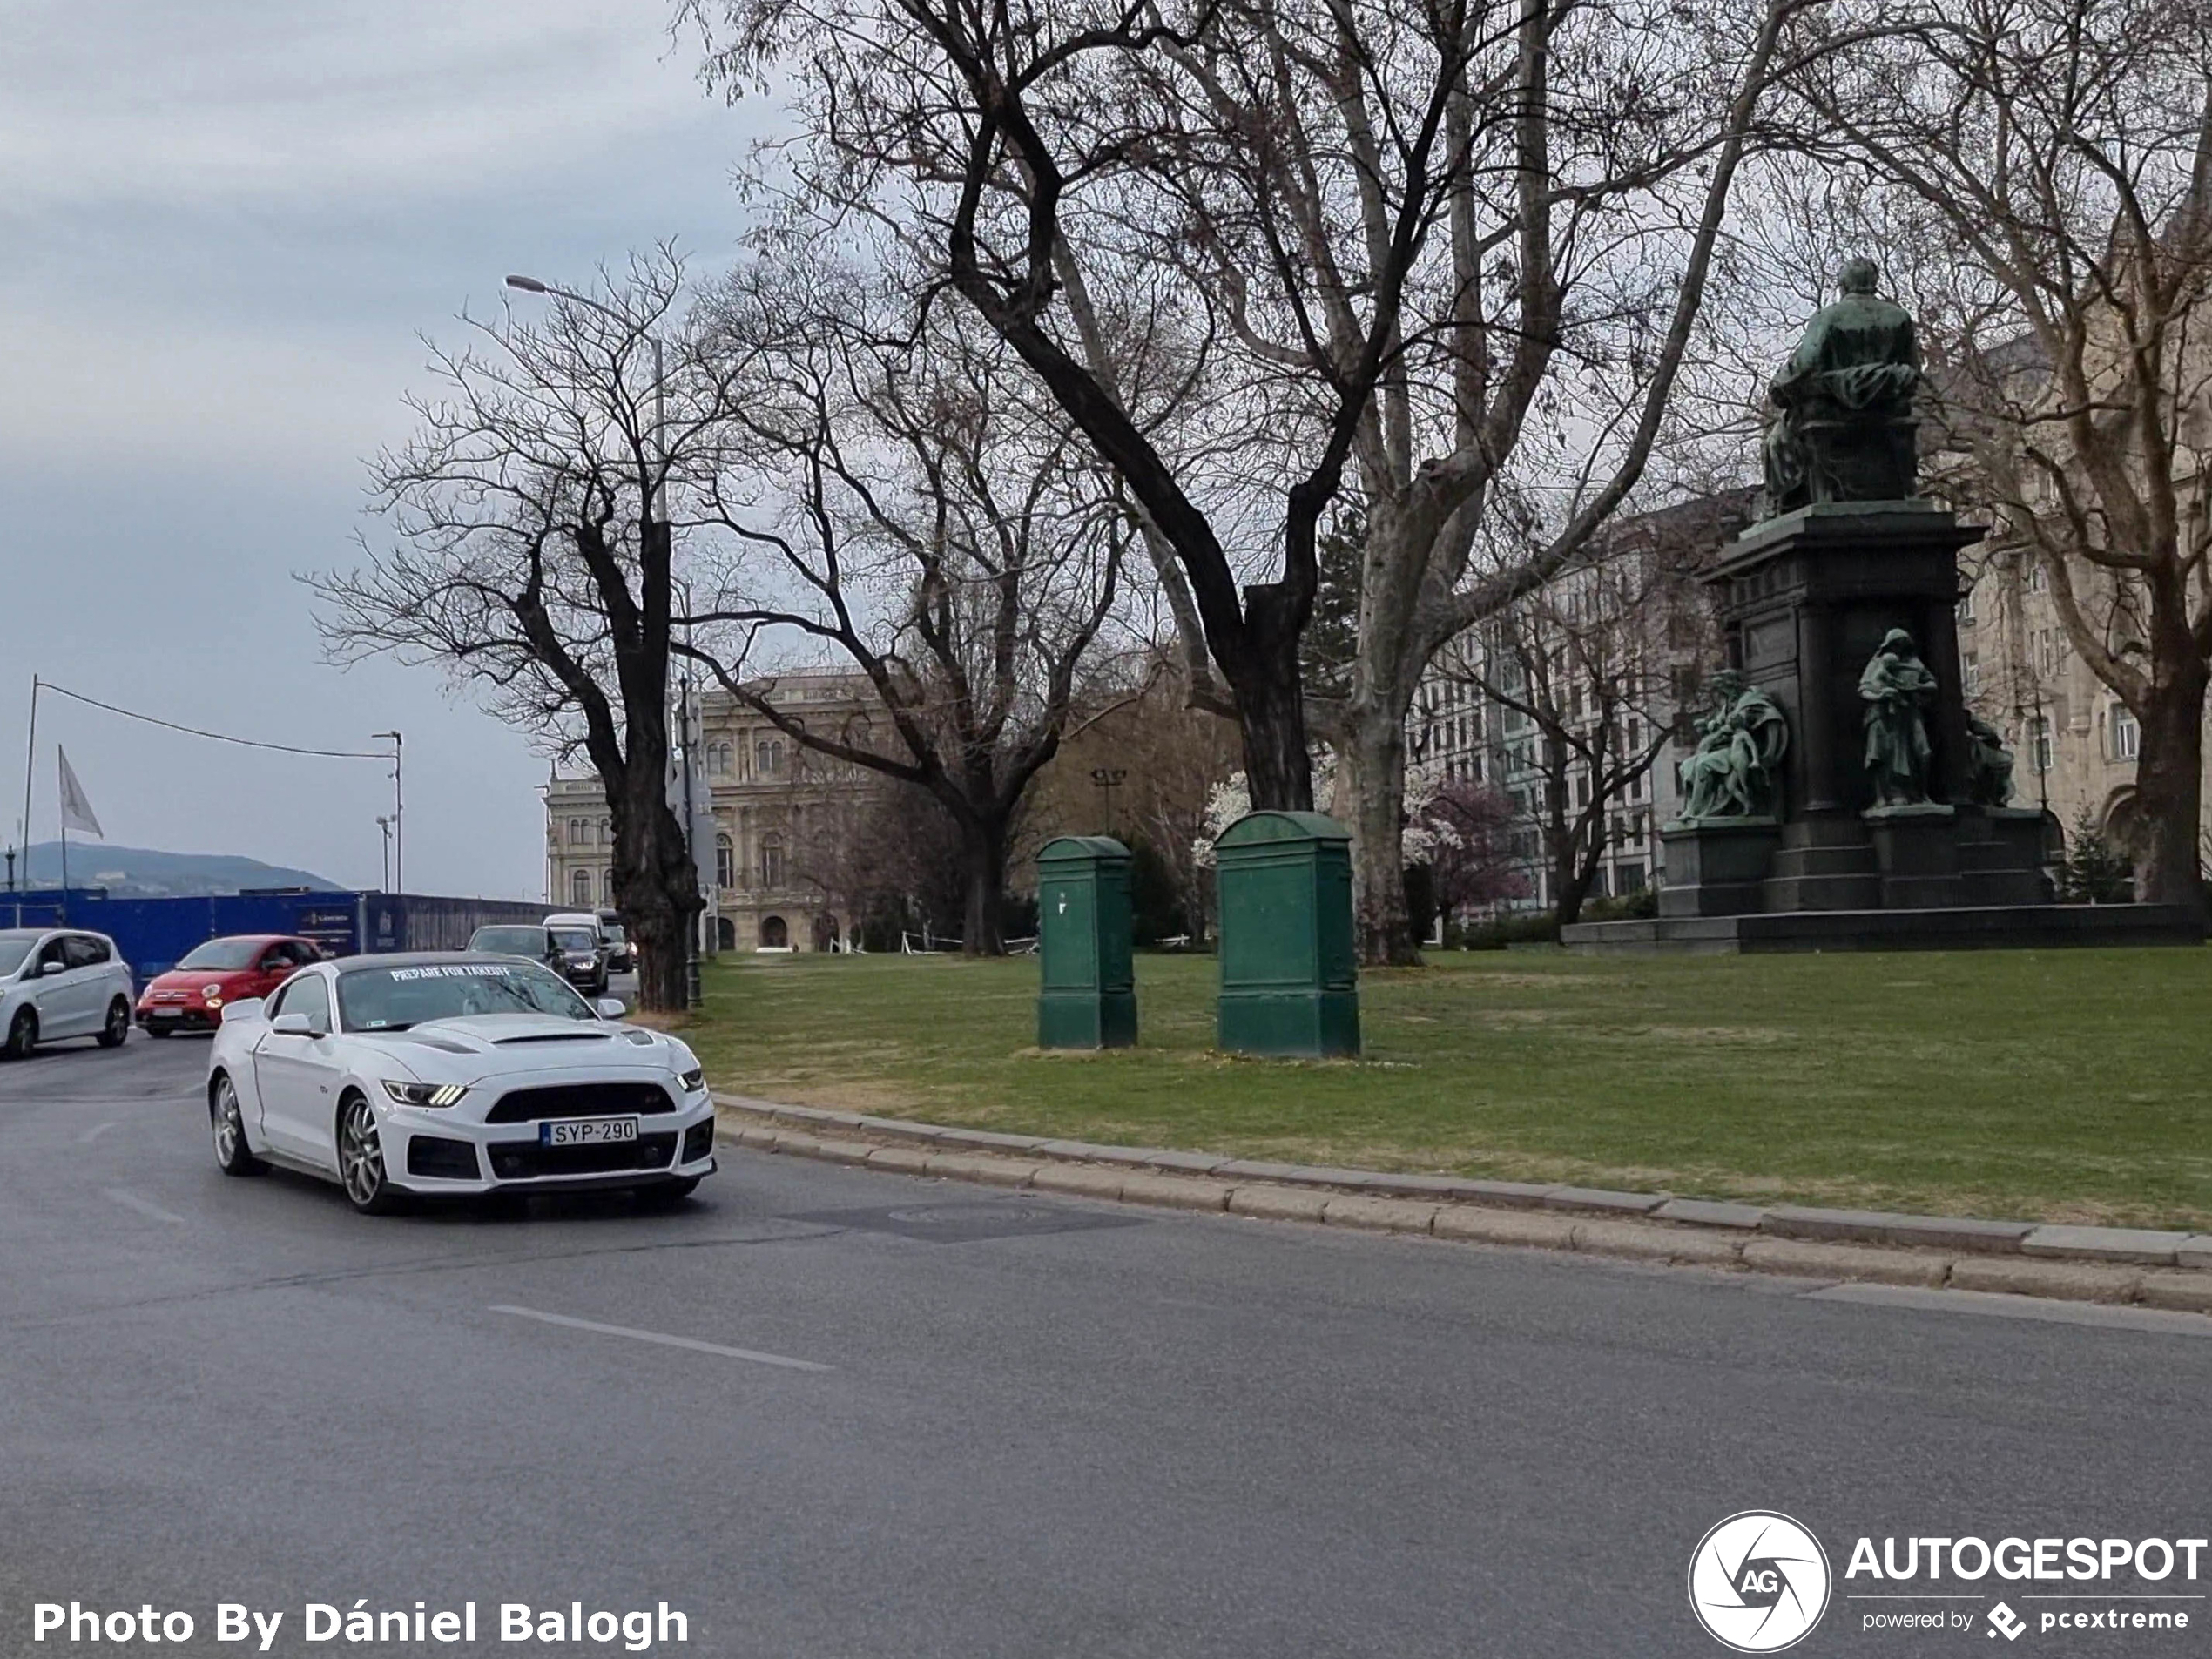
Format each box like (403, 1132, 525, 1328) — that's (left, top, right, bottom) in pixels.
(374, 1090, 717, 1195)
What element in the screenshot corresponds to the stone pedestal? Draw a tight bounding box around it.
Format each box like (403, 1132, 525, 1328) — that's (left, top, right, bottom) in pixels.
(1619, 500, 2087, 954)
(1865, 802, 1964, 908)
(1658, 819, 1781, 917)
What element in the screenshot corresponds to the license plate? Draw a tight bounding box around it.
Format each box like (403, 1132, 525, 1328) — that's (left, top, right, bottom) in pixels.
(540, 1117, 639, 1146)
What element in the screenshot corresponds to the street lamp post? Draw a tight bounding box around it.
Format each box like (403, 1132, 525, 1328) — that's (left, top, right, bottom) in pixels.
(375, 816, 394, 892)
(1090, 766, 1128, 837)
(372, 732, 402, 893)
(506, 272, 694, 1005)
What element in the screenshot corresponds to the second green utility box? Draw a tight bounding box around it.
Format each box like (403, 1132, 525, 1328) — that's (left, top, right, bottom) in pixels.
(1214, 810, 1360, 1057)
(1036, 835, 1136, 1049)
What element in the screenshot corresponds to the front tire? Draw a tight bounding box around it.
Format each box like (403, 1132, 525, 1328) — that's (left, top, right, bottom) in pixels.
(2, 1008, 34, 1060)
(211, 1075, 267, 1177)
(97, 998, 129, 1048)
(336, 1094, 405, 1216)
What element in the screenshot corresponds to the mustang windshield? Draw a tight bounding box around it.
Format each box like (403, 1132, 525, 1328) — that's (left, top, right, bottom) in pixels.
(336, 961, 597, 1031)
(177, 939, 266, 971)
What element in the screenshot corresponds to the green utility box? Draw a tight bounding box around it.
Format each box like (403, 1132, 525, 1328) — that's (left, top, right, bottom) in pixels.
(1035, 836, 1136, 1049)
(1214, 811, 1360, 1057)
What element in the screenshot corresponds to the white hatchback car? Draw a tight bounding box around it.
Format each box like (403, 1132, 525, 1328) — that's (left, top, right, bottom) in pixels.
(205, 951, 717, 1214)
(0, 927, 138, 1057)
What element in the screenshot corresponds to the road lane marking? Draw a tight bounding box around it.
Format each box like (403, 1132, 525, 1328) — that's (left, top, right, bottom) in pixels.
(78, 1121, 118, 1143)
(1810, 1281, 2212, 1338)
(102, 1188, 186, 1225)
(487, 1305, 832, 1372)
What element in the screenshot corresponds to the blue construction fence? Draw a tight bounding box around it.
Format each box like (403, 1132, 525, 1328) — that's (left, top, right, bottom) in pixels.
(0, 890, 550, 984)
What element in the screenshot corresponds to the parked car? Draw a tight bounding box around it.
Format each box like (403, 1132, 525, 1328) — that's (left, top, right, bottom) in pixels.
(595, 910, 632, 973)
(0, 928, 137, 1057)
(542, 913, 610, 995)
(467, 923, 565, 974)
(203, 951, 715, 1214)
(136, 934, 323, 1037)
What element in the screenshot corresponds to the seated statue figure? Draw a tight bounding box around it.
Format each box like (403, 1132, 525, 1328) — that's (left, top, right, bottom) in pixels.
(1761, 258, 1922, 515)
(1859, 629, 1939, 807)
(1677, 670, 1791, 822)
(1966, 712, 2016, 808)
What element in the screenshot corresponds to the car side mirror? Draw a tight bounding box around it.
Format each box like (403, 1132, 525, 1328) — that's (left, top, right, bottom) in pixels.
(41, 960, 67, 976)
(594, 997, 626, 1019)
(271, 1012, 315, 1036)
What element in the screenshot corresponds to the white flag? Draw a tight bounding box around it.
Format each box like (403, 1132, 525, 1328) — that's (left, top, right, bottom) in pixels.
(57, 748, 104, 839)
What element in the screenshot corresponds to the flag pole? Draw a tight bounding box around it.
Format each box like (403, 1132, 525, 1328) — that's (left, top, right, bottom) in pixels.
(18, 675, 37, 893)
(57, 753, 67, 925)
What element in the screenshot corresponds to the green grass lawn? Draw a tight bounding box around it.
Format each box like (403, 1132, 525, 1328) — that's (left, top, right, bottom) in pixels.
(682, 946, 2212, 1231)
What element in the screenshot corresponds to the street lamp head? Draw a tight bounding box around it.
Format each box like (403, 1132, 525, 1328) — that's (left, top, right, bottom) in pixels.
(504, 274, 549, 294)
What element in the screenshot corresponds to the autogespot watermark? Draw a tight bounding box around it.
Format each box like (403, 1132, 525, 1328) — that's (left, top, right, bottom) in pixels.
(23, 1601, 691, 1652)
(1689, 1514, 2211, 1648)
(1688, 1511, 1834, 1652)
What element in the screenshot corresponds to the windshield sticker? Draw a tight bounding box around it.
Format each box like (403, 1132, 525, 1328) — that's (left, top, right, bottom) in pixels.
(385, 964, 516, 981)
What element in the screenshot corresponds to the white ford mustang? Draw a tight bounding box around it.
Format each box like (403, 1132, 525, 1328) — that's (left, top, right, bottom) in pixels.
(204, 952, 716, 1214)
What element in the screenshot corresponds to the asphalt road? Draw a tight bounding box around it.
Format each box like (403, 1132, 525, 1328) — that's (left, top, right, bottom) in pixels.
(3, 1028, 2208, 1658)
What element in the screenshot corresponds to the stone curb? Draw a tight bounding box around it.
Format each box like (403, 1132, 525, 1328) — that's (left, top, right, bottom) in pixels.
(712, 1095, 2212, 1286)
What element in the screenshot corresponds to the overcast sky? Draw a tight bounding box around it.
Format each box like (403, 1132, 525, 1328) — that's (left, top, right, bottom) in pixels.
(0, 0, 770, 897)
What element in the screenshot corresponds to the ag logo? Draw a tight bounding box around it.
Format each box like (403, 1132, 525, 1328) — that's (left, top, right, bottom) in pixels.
(1687, 1511, 1831, 1652)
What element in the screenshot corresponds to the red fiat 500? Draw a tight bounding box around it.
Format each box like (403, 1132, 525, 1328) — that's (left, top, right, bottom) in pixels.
(136, 935, 324, 1035)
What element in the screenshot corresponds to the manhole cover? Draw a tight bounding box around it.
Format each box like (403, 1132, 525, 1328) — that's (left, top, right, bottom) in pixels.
(780, 1199, 1145, 1244)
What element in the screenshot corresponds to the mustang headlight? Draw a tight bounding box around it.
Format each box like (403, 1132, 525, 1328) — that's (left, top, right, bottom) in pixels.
(381, 1079, 468, 1108)
(678, 1067, 705, 1094)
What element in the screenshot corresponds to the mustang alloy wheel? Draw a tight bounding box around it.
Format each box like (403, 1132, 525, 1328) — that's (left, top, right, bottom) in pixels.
(211, 1076, 266, 1177)
(337, 1094, 403, 1215)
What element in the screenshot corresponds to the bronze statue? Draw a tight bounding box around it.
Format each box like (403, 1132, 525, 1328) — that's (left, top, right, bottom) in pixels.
(1761, 258, 1922, 516)
(1859, 629, 1938, 806)
(1677, 670, 1791, 821)
(1966, 712, 2016, 808)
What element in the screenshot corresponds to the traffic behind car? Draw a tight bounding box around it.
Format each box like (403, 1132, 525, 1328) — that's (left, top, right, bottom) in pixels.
(136, 934, 322, 1036)
(541, 915, 610, 995)
(204, 951, 715, 1214)
(0, 928, 136, 1057)
(466, 923, 564, 973)
(596, 910, 631, 973)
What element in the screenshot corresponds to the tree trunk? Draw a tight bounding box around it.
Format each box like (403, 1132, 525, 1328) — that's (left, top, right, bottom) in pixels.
(2128, 645, 2209, 908)
(959, 822, 1008, 957)
(1342, 699, 1420, 966)
(610, 766, 701, 1014)
(1231, 585, 1315, 811)
(1553, 848, 1600, 927)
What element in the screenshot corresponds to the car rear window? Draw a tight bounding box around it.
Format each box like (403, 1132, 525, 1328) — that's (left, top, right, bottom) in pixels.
(471, 927, 543, 954)
(551, 929, 597, 951)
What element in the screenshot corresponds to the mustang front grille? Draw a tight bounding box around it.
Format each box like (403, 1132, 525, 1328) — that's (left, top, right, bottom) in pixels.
(487, 1133, 679, 1180)
(484, 1082, 677, 1123)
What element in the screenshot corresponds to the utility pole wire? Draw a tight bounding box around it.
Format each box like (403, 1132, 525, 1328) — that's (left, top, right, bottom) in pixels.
(33, 682, 390, 761)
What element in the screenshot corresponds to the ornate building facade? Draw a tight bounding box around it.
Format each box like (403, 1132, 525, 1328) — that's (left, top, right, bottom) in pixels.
(543, 671, 882, 954)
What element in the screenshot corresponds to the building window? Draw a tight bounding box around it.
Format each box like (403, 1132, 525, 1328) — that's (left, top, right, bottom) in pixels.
(2027, 560, 2048, 593)
(757, 740, 785, 777)
(1956, 585, 1975, 625)
(2035, 629, 2060, 677)
(2114, 705, 2141, 761)
(598, 816, 610, 845)
(568, 818, 587, 846)
(716, 834, 734, 892)
(602, 868, 613, 903)
(1962, 652, 1981, 697)
(2032, 715, 2053, 774)
(570, 868, 591, 907)
(759, 833, 785, 889)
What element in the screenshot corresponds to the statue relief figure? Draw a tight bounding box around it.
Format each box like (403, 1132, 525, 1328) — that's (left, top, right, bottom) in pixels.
(1965, 712, 2017, 808)
(1859, 629, 1939, 807)
(1761, 258, 1922, 516)
(1676, 670, 1791, 822)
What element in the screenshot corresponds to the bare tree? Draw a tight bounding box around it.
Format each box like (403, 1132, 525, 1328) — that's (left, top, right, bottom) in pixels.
(1447, 518, 1723, 925)
(682, 274, 1135, 954)
(314, 252, 733, 1009)
(1780, 0, 2212, 904)
(686, 0, 1821, 961)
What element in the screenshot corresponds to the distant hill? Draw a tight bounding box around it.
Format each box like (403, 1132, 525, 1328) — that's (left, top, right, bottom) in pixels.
(12, 842, 343, 898)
